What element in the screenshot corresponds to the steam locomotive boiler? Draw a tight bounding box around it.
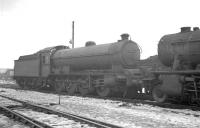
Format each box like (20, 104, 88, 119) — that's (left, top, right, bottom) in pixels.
(152, 27, 200, 104)
(14, 34, 141, 97)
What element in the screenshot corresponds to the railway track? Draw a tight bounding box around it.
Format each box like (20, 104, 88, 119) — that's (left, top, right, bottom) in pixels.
(1, 86, 200, 118)
(82, 94, 200, 116)
(0, 105, 53, 128)
(4, 85, 200, 112)
(0, 94, 123, 128)
(100, 96, 200, 111)
(37, 88, 200, 112)
(32, 87, 200, 111)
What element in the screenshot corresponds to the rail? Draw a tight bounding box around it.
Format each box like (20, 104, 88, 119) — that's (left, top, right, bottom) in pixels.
(0, 94, 123, 128)
(0, 105, 53, 128)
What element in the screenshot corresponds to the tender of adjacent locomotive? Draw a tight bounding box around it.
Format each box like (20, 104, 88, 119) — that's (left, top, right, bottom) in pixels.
(14, 34, 141, 97)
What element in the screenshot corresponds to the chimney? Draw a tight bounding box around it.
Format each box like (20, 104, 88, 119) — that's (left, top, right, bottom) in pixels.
(180, 27, 191, 33)
(193, 27, 199, 31)
(120, 33, 129, 40)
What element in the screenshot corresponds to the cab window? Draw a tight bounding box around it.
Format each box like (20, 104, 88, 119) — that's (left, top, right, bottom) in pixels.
(42, 56, 50, 64)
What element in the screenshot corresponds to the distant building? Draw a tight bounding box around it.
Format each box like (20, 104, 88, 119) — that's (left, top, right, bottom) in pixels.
(0, 68, 14, 80)
(6, 69, 14, 76)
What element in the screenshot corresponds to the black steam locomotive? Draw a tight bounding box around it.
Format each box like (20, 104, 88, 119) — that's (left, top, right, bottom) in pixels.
(152, 27, 200, 104)
(14, 34, 142, 98)
(13, 28, 200, 104)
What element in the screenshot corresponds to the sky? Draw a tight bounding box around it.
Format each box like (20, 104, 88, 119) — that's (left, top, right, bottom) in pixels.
(0, 0, 200, 68)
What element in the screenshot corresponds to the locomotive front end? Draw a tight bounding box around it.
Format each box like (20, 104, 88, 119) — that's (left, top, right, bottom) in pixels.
(153, 27, 200, 104)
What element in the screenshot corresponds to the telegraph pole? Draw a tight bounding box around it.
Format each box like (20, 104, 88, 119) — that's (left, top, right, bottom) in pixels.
(72, 21, 75, 48)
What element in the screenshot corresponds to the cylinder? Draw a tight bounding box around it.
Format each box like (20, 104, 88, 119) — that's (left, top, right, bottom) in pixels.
(159, 75, 182, 96)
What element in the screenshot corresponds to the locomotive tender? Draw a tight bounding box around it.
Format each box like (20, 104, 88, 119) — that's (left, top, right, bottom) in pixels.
(14, 34, 142, 97)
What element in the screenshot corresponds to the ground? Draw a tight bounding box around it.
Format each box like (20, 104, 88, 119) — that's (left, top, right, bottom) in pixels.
(0, 85, 200, 128)
(0, 114, 28, 128)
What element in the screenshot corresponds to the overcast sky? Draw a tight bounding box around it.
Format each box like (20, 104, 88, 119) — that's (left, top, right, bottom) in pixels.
(0, 0, 200, 68)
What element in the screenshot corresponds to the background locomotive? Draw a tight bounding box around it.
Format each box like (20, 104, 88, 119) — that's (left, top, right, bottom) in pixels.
(152, 27, 200, 104)
(13, 27, 200, 105)
(14, 34, 142, 98)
